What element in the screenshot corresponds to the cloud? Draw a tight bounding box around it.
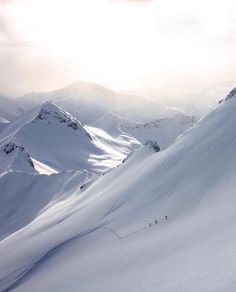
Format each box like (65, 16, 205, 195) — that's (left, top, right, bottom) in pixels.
(0, 12, 13, 42)
(0, 0, 13, 5)
(114, 0, 153, 1)
(109, 0, 154, 5)
(0, 0, 235, 112)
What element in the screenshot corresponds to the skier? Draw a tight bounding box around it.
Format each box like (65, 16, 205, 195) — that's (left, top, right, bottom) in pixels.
(165, 215, 168, 220)
(155, 220, 158, 224)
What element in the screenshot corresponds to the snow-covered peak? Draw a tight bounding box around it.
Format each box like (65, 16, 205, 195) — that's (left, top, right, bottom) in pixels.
(0, 142, 36, 174)
(33, 101, 91, 137)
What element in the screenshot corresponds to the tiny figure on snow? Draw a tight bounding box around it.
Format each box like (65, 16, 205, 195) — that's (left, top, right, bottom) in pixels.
(155, 220, 158, 224)
(165, 215, 168, 220)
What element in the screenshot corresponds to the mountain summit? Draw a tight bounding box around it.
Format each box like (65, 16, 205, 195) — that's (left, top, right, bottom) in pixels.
(32, 101, 92, 138)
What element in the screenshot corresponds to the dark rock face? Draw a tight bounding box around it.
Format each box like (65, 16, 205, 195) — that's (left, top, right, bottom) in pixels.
(3, 142, 24, 154)
(67, 121, 78, 130)
(135, 120, 161, 129)
(144, 140, 160, 152)
(2, 142, 35, 169)
(36, 108, 79, 130)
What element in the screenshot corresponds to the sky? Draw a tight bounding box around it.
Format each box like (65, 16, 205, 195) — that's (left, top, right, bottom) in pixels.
(0, 0, 235, 110)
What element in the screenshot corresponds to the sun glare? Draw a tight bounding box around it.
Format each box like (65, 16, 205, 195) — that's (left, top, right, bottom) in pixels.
(1, 0, 236, 95)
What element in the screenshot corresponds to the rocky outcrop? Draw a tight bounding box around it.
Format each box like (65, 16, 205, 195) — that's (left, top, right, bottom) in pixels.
(144, 140, 160, 152)
(1, 142, 36, 173)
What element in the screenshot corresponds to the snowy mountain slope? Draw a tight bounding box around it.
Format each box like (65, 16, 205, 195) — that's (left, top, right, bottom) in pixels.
(91, 110, 197, 150)
(31, 158, 58, 175)
(86, 125, 139, 165)
(0, 142, 36, 175)
(0, 95, 23, 122)
(0, 170, 97, 241)
(0, 90, 236, 291)
(0, 118, 9, 136)
(0, 106, 40, 145)
(92, 112, 134, 136)
(121, 113, 196, 148)
(0, 102, 139, 174)
(15, 81, 197, 152)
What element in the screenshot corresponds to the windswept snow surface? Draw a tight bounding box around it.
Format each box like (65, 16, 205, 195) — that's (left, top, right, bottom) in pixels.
(0, 90, 236, 291)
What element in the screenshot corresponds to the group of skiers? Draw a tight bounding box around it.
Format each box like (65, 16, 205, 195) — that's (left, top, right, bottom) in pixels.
(149, 215, 168, 227)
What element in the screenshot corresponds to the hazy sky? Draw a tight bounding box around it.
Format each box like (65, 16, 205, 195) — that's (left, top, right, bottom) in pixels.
(0, 0, 235, 109)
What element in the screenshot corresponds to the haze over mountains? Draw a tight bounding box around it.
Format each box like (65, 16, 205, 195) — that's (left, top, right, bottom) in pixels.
(0, 82, 236, 291)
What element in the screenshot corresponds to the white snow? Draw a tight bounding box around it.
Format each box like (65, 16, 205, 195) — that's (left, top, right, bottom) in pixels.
(0, 142, 36, 175)
(0, 102, 140, 174)
(0, 169, 98, 241)
(32, 158, 57, 175)
(0, 89, 236, 291)
(121, 113, 196, 149)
